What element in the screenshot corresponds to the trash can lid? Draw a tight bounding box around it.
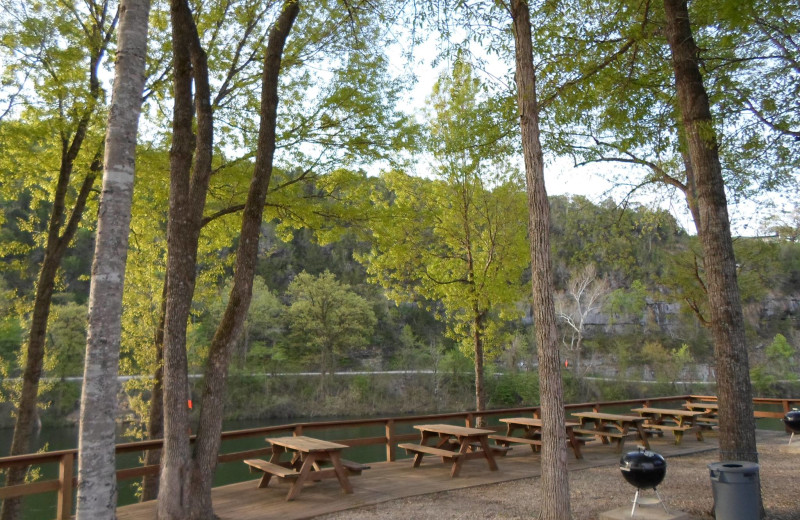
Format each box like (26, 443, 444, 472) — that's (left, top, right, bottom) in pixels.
(708, 461, 759, 473)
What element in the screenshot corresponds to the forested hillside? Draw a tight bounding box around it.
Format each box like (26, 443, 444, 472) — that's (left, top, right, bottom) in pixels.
(1, 184, 797, 424)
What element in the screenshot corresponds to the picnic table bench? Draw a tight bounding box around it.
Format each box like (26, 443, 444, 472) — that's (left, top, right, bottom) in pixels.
(631, 407, 705, 444)
(571, 411, 650, 452)
(245, 458, 300, 482)
(246, 457, 369, 477)
(398, 443, 463, 460)
(400, 424, 499, 477)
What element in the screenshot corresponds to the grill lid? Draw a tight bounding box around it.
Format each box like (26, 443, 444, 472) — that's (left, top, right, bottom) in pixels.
(620, 446, 667, 489)
(784, 408, 800, 432)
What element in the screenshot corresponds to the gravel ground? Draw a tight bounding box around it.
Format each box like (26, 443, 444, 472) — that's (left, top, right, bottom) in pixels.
(319, 435, 798, 520)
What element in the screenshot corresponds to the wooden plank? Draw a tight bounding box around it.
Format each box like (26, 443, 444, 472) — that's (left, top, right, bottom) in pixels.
(243, 459, 300, 479)
(217, 447, 272, 463)
(572, 428, 630, 439)
(0, 450, 75, 467)
(413, 424, 494, 436)
(0, 479, 61, 500)
(57, 453, 74, 520)
(315, 458, 370, 474)
(268, 436, 348, 452)
(488, 434, 541, 447)
(117, 464, 160, 481)
(397, 443, 461, 459)
(644, 424, 692, 432)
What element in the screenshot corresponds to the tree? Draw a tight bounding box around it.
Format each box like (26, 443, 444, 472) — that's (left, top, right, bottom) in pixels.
(641, 342, 694, 388)
(508, 1, 571, 517)
(0, 2, 117, 517)
(74, 0, 151, 516)
(157, 1, 297, 517)
(365, 59, 527, 418)
(284, 270, 376, 386)
(663, 0, 758, 466)
(555, 263, 610, 380)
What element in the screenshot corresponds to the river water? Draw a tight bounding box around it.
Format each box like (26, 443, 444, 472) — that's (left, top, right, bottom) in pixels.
(0, 418, 385, 519)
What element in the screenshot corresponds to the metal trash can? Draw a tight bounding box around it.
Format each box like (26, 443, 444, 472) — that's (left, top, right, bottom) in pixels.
(708, 461, 760, 519)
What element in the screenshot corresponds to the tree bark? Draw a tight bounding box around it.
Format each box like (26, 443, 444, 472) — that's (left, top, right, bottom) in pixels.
(663, 0, 758, 464)
(157, 0, 215, 515)
(0, 8, 111, 517)
(510, 1, 571, 519)
(185, 5, 299, 511)
(157, 1, 298, 518)
(472, 308, 486, 425)
(75, 0, 151, 517)
(141, 279, 167, 501)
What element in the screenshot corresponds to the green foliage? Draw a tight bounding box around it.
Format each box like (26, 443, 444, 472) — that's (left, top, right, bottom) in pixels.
(607, 280, 648, 323)
(640, 342, 695, 389)
(750, 365, 778, 396)
(549, 196, 686, 289)
(489, 371, 540, 407)
(43, 303, 88, 379)
(283, 271, 376, 376)
(193, 277, 283, 370)
(765, 333, 794, 362)
(363, 60, 528, 372)
(751, 333, 798, 393)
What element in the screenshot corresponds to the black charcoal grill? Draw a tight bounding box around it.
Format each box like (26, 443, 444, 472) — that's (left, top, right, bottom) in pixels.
(784, 408, 800, 444)
(619, 447, 668, 517)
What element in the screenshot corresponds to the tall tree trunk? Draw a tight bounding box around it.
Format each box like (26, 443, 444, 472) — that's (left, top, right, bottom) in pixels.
(157, 0, 214, 515)
(472, 308, 486, 425)
(141, 280, 167, 501)
(510, 1, 570, 519)
(157, 1, 298, 518)
(75, 0, 151, 517)
(663, 0, 759, 464)
(0, 43, 106, 520)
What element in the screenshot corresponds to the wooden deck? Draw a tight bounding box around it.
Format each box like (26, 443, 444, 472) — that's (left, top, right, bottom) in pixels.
(116, 432, 724, 520)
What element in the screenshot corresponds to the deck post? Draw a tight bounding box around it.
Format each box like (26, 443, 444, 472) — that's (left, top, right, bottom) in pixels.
(57, 452, 74, 520)
(385, 420, 395, 462)
(465, 413, 474, 427)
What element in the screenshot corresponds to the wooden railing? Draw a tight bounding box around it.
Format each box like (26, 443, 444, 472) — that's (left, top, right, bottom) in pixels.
(1, 394, 798, 519)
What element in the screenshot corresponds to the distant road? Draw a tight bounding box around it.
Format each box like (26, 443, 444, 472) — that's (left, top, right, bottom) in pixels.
(3, 370, 438, 383)
(6, 371, 750, 385)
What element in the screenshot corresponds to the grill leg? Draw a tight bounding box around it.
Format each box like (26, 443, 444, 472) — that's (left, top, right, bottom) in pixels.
(790, 432, 795, 445)
(631, 488, 640, 518)
(654, 487, 668, 513)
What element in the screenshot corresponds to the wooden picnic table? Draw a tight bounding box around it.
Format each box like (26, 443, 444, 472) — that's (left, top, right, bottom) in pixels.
(684, 401, 719, 411)
(398, 424, 499, 477)
(683, 401, 720, 427)
(570, 411, 650, 451)
(244, 435, 363, 501)
(631, 407, 706, 444)
(492, 417, 583, 459)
